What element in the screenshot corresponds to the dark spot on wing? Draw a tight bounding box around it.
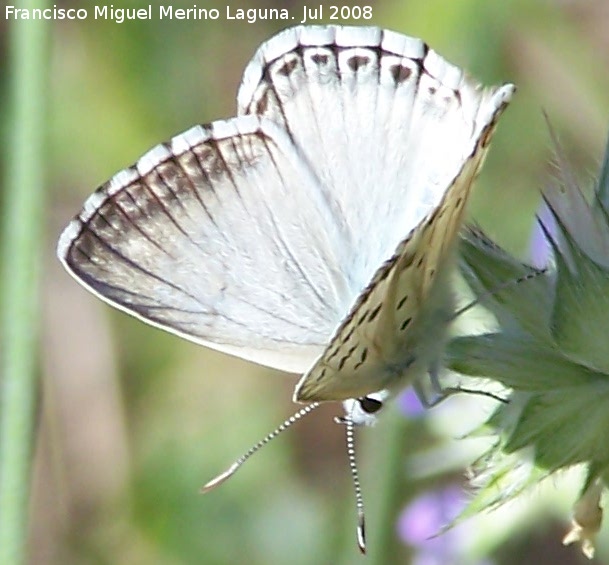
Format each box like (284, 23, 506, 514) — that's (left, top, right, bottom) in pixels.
(357, 309, 369, 326)
(254, 90, 269, 114)
(337, 345, 357, 370)
(368, 303, 382, 322)
(326, 347, 340, 362)
(390, 64, 411, 84)
(348, 55, 370, 72)
(353, 347, 367, 371)
(277, 58, 298, 77)
(315, 368, 327, 383)
(480, 123, 496, 149)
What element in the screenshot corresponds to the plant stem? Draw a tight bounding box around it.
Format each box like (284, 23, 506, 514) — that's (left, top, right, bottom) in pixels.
(367, 407, 413, 564)
(0, 5, 50, 564)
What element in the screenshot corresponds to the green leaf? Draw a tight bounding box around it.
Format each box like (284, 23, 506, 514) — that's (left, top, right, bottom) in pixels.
(448, 333, 603, 391)
(504, 383, 609, 470)
(551, 227, 609, 373)
(459, 227, 552, 341)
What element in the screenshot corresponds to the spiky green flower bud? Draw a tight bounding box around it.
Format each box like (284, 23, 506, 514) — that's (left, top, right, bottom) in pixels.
(448, 131, 609, 559)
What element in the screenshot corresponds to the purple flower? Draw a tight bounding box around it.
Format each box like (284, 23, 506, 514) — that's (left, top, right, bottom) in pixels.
(397, 486, 493, 565)
(398, 387, 426, 418)
(398, 486, 463, 545)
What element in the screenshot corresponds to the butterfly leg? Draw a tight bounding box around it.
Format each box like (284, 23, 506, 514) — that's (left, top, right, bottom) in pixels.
(413, 361, 508, 408)
(412, 361, 453, 408)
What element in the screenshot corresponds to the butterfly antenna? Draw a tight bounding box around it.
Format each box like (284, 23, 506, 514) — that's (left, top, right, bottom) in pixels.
(345, 414, 366, 554)
(201, 402, 320, 493)
(451, 267, 546, 321)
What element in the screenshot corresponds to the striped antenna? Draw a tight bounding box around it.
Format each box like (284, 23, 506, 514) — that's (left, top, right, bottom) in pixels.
(335, 410, 367, 554)
(201, 402, 321, 493)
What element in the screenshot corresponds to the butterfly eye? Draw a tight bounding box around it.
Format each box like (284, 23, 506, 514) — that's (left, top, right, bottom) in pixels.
(358, 396, 383, 414)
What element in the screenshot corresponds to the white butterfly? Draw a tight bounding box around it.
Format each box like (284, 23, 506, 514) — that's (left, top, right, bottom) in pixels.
(57, 25, 514, 552)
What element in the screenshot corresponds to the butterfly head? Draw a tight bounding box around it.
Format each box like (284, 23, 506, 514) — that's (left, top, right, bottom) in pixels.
(339, 389, 391, 426)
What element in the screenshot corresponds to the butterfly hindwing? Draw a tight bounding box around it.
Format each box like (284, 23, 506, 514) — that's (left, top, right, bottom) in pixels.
(238, 26, 511, 305)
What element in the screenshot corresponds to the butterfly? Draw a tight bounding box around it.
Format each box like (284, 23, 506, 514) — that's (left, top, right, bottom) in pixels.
(57, 25, 514, 552)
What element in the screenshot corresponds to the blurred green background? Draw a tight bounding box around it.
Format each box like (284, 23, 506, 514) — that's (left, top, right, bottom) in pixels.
(1, 0, 608, 563)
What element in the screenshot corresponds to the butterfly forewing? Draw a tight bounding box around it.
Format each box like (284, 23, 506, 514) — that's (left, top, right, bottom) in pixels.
(238, 26, 502, 300)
